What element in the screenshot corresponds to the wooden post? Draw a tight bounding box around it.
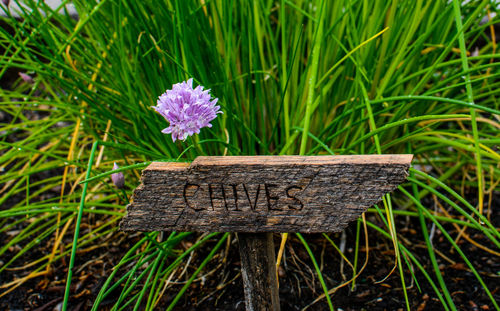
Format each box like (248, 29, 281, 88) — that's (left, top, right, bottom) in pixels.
(120, 155, 412, 310)
(237, 233, 280, 311)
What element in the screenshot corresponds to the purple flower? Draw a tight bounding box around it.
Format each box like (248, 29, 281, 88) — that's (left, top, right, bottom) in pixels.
(19, 72, 34, 84)
(153, 78, 222, 142)
(111, 162, 125, 189)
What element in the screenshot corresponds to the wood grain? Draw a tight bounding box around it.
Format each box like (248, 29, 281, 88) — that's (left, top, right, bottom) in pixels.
(237, 233, 280, 311)
(120, 155, 412, 233)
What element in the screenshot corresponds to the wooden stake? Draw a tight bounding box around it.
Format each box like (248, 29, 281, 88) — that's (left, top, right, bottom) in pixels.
(237, 233, 280, 311)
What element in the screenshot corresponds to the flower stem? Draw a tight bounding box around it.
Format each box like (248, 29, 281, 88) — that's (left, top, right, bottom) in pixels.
(191, 135, 205, 156)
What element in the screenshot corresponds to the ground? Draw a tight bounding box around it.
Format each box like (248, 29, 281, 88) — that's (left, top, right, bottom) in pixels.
(1, 202, 498, 310)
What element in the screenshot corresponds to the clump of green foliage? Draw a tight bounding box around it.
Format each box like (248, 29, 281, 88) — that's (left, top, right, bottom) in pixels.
(0, 0, 498, 310)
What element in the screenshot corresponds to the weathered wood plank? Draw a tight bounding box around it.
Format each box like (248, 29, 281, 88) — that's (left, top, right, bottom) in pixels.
(120, 155, 412, 233)
(237, 233, 280, 311)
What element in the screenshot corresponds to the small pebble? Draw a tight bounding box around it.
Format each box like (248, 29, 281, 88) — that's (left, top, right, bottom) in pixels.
(278, 265, 286, 278)
(53, 302, 63, 311)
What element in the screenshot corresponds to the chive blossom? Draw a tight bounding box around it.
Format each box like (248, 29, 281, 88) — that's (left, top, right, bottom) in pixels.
(153, 78, 222, 142)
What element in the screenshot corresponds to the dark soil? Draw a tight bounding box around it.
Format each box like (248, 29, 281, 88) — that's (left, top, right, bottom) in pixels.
(1, 200, 498, 311)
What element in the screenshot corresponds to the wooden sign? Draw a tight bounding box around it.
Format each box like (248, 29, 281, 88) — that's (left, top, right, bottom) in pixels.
(120, 155, 412, 311)
(120, 155, 412, 232)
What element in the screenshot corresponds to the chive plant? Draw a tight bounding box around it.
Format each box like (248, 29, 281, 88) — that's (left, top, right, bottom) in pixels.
(0, 0, 498, 310)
